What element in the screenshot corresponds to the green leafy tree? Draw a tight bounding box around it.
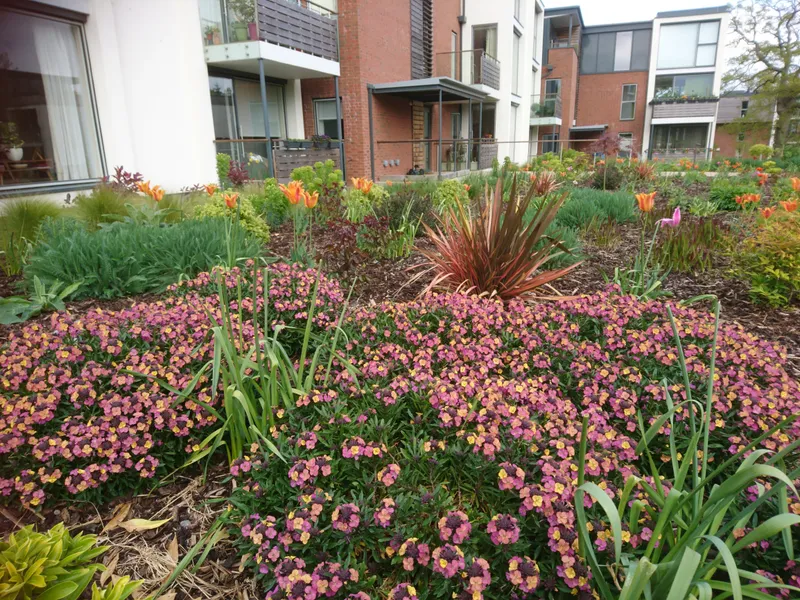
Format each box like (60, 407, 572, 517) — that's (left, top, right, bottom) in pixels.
(725, 0, 800, 154)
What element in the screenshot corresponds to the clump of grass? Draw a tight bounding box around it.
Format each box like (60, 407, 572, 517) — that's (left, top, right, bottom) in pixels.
(0, 198, 62, 275)
(73, 184, 128, 229)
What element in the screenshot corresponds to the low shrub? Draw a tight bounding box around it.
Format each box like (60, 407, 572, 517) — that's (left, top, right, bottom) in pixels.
(216, 152, 231, 186)
(290, 160, 345, 220)
(24, 218, 260, 300)
(653, 215, 729, 272)
(375, 187, 434, 231)
(0, 523, 143, 600)
(749, 143, 774, 159)
(734, 210, 800, 306)
(252, 179, 291, 227)
(0, 198, 62, 275)
(343, 181, 388, 223)
(709, 175, 760, 211)
(73, 184, 129, 229)
(195, 194, 270, 242)
(566, 188, 636, 225)
(0, 263, 343, 507)
(688, 196, 720, 216)
(432, 179, 469, 214)
(553, 194, 605, 229)
(591, 164, 623, 190)
(224, 288, 800, 599)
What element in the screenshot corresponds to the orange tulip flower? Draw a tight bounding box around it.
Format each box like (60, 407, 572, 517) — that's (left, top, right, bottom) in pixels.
(386, 180, 393, 187)
(463, 184, 471, 192)
(791, 177, 800, 192)
(223, 192, 239, 209)
(205, 184, 219, 196)
(150, 185, 165, 203)
(635, 191, 656, 213)
(303, 190, 319, 209)
(137, 180, 152, 196)
(761, 206, 776, 219)
(736, 193, 761, 206)
(279, 180, 305, 205)
(780, 199, 798, 212)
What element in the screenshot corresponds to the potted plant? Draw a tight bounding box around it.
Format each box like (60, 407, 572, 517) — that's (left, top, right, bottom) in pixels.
(311, 134, 332, 149)
(0, 122, 24, 161)
(228, 0, 256, 41)
(286, 139, 305, 150)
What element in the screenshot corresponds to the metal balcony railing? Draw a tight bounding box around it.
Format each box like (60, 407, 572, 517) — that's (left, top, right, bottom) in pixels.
(433, 49, 501, 91)
(530, 93, 562, 120)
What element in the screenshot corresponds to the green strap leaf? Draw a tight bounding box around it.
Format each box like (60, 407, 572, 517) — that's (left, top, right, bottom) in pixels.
(665, 548, 701, 600)
(702, 535, 741, 600)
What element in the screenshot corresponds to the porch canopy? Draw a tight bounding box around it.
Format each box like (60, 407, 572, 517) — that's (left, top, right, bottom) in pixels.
(367, 77, 490, 179)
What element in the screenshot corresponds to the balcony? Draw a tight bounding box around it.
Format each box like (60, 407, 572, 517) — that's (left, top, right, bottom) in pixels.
(434, 49, 501, 92)
(530, 93, 562, 126)
(650, 93, 719, 121)
(202, 0, 340, 79)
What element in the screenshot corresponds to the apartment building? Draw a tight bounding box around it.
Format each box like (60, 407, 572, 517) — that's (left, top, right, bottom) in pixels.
(0, 0, 544, 198)
(715, 92, 774, 158)
(534, 5, 732, 161)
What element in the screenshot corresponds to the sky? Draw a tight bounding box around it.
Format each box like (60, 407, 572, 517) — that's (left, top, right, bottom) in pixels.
(543, 0, 730, 26)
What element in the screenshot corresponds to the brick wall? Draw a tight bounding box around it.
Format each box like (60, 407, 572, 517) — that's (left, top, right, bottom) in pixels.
(715, 124, 771, 158)
(299, 0, 463, 179)
(575, 71, 649, 155)
(542, 47, 578, 145)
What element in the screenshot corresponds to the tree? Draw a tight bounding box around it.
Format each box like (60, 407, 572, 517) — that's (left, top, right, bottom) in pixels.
(725, 0, 800, 154)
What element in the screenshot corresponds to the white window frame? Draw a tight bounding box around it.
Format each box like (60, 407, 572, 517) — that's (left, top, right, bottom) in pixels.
(618, 132, 633, 158)
(313, 98, 339, 138)
(620, 84, 637, 121)
(512, 29, 522, 95)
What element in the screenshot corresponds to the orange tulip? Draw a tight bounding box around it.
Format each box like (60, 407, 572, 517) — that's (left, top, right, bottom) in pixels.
(223, 192, 239, 209)
(205, 184, 218, 196)
(136, 180, 152, 196)
(791, 177, 800, 192)
(150, 185, 165, 203)
(736, 193, 761, 206)
(780, 199, 798, 212)
(351, 177, 374, 194)
(635, 191, 656, 213)
(279, 180, 304, 205)
(761, 206, 776, 219)
(303, 190, 319, 209)
(464, 184, 471, 192)
(386, 180, 393, 187)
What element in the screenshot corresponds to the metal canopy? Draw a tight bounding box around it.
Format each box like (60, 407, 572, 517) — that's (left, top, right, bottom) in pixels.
(371, 77, 489, 103)
(570, 124, 608, 132)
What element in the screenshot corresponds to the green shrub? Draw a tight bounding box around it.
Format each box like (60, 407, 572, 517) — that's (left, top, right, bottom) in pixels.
(74, 184, 128, 229)
(749, 143, 774, 159)
(544, 223, 582, 268)
(216, 152, 231, 185)
(734, 210, 800, 306)
(569, 188, 636, 224)
(0, 198, 62, 275)
(709, 176, 759, 211)
(290, 160, 345, 220)
(682, 169, 709, 186)
(554, 195, 605, 229)
(251, 178, 290, 227)
(432, 178, 469, 213)
(376, 187, 434, 230)
(195, 195, 270, 242)
(343, 184, 389, 223)
(688, 197, 720, 216)
(25, 218, 261, 300)
(0, 523, 143, 600)
(653, 216, 728, 272)
(591, 165, 623, 190)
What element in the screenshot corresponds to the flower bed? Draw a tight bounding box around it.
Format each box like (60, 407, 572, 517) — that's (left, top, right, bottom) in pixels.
(0, 263, 343, 507)
(225, 288, 800, 598)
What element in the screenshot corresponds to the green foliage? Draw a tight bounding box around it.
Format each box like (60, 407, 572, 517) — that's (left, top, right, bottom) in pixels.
(771, 176, 799, 202)
(0, 198, 62, 275)
(554, 195, 605, 229)
(195, 195, 270, 243)
(0, 276, 83, 325)
(290, 159, 344, 196)
(554, 189, 636, 229)
(0, 524, 108, 600)
(343, 185, 388, 223)
(376, 187, 435, 230)
(90, 577, 143, 600)
(749, 143, 774, 159)
(653, 216, 728, 273)
(682, 169, 708, 186)
(576, 300, 800, 600)
(592, 165, 623, 190)
(709, 176, 760, 211)
(251, 178, 291, 227)
(216, 152, 231, 186)
(734, 210, 800, 306)
(25, 218, 260, 300)
(73, 185, 129, 229)
(432, 179, 469, 214)
(688, 197, 720, 217)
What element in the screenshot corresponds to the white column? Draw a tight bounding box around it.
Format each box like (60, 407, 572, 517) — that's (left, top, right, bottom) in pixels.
(284, 79, 306, 139)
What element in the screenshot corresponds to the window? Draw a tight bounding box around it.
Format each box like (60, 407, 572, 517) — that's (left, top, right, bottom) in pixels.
(581, 29, 651, 73)
(511, 104, 519, 160)
(451, 111, 462, 139)
(544, 79, 561, 115)
(741, 100, 749, 117)
(542, 133, 559, 154)
(654, 73, 714, 99)
(657, 21, 719, 69)
(618, 133, 633, 158)
(652, 124, 708, 151)
(451, 31, 458, 78)
(314, 99, 341, 139)
(0, 7, 103, 187)
(514, 0, 522, 23)
(620, 84, 637, 120)
(512, 30, 521, 95)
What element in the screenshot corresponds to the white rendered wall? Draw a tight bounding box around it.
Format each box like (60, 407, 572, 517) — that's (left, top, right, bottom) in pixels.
(464, 0, 542, 164)
(642, 10, 731, 157)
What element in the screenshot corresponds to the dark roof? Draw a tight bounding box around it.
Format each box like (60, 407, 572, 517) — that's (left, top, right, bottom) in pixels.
(544, 6, 585, 28)
(656, 5, 731, 19)
(369, 77, 489, 103)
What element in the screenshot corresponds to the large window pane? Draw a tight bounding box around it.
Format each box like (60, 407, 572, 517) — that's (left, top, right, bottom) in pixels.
(233, 80, 285, 139)
(0, 9, 103, 186)
(631, 29, 651, 70)
(614, 31, 632, 71)
(698, 21, 719, 44)
(696, 45, 717, 66)
(657, 23, 698, 69)
(581, 34, 598, 74)
(512, 32, 521, 94)
(597, 33, 616, 73)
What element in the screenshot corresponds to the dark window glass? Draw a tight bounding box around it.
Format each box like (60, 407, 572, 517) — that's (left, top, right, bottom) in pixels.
(596, 33, 616, 73)
(580, 34, 598, 73)
(631, 30, 651, 70)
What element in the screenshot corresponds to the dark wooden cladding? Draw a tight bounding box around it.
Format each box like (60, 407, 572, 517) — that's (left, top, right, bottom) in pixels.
(257, 0, 338, 62)
(274, 147, 341, 181)
(410, 0, 433, 79)
(480, 53, 501, 90)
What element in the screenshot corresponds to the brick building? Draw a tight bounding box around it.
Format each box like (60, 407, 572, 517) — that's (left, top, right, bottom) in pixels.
(535, 5, 734, 162)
